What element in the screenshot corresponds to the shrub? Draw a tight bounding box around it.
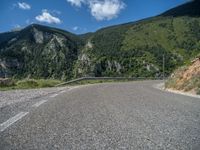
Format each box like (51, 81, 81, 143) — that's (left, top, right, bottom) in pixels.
(37, 79, 61, 88)
(16, 79, 39, 89)
(0, 78, 15, 87)
(197, 88, 200, 95)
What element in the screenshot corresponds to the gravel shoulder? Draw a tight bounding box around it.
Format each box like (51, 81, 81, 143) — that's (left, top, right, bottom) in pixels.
(0, 86, 68, 108)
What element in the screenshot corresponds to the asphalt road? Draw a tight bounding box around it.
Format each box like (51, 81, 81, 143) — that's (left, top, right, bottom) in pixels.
(0, 81, 200, 150)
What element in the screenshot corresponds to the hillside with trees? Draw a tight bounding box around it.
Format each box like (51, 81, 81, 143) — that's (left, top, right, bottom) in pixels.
(0, 0, 200, 80)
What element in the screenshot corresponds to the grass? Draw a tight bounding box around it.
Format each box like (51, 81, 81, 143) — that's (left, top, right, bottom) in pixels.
(165, 78, 177, 89)
(67, 79, 120, 86)
(0, 77, 159, 91)
(62, 78, 155, 86)
(0, 79, 62, 91)
(0, 78, 131, 90)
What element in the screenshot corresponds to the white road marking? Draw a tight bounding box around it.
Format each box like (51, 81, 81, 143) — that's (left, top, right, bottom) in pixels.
(32, 100, 48, 108)
(59, 90, 66, 94)
(50, 87, 79, 98)
(50, 94, 58, 98)
(0, 87, 81, 133)
(68, 86, 79, 91)
(0, 112, 29, 132)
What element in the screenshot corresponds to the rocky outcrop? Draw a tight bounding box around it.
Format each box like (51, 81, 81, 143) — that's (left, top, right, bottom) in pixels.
(0, 59, 22, 77)
(33, 28, 44, 44)
(165, 56, 200, 95)
(107, 60, 122, 73)
(0, 78, 15, 86)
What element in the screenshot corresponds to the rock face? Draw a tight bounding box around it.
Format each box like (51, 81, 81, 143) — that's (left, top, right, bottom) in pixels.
(181, 58, 200, 81)
(0, 59, 21, 77)
(165, 56, 200, 95)
(33, 28, 44, 44)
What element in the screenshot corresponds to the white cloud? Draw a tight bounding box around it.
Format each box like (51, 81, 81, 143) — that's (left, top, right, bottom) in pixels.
(15, 24, 21, 28)
(73, 26, 79, 31)
(18, 2, 31, 10)
(66, 0, 85, 7)
(35, 10, 61, 24)
(72, 26, 87, 33)
(66, 0, 125, 21)
(11, 24, 22, 31)
(89, 0, 125, 21)
(52, 10, 62, 15)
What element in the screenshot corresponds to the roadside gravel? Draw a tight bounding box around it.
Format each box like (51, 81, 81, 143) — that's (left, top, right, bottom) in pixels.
(0, 87, 68, 108)
(154, 83, 200, 99)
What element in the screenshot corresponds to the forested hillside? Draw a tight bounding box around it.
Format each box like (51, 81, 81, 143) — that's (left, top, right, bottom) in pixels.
(0, 0, 200, 80)
(75, 0, 200, 77)
(0, 24, 83, 80)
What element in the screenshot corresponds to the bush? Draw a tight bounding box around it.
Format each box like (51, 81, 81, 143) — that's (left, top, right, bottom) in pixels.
(0, 78, 15, 87)
(197, 88, 200, 95)
(165, 78, 177, 89)
(0, 78, 62, 90)
(16, 79, 39, 89)
(37, 79, 61, 88)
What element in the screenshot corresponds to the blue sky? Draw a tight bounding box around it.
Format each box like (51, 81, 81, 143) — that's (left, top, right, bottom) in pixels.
(0, 0, 188, 34)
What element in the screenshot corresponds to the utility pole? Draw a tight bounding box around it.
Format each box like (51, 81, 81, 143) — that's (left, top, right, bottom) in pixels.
(163, 54, 165, 80)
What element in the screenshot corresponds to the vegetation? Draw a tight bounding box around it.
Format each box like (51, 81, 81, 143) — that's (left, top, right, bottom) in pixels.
(0, 79, 61, 91)
(67, 79, 117, 86)
(165, 55, 200, 95)
(74, 1, 200, 78)
(0, 0, 200, 81)
(0, 24, 83, 80)
(64, 78, 143, 86)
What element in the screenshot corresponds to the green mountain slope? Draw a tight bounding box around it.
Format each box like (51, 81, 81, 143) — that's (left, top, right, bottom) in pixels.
(0, 0, 200, 80)
(0, 24, 83, 79)
(75, 0, 200, 77)
(162, 0, 200, 17)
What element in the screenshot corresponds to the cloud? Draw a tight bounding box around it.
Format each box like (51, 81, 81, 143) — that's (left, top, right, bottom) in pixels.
(72, 26, 87, 33)
(66, 0, 125, 21)
(35, 10, 61, 24)
(52, 10, 62, 15)
(14, 24, 21, 28)
(73, 26, 79, 31)
(66, 0, 85, 7)
(11, 24, 22, 31)
(18, 2, 31, 10)
(89, 0, 125, 21)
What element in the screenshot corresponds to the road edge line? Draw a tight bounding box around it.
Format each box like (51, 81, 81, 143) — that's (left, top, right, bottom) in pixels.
(0, 112, 29, 132)
(154, 83, 200, 99)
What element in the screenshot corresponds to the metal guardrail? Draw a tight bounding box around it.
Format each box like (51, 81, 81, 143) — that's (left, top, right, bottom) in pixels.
(55, 77, 163, 87)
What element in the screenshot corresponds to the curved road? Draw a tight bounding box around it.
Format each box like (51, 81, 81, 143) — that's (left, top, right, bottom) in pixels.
(0, 81, 200, 149)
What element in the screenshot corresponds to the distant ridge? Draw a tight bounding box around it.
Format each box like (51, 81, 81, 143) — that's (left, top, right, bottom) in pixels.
(162, 0, 200, 17)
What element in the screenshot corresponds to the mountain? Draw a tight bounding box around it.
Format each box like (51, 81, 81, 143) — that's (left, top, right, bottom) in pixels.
(0, 24, 83, 79)
(0, 0, 200, 80)
(74, 0, 200, 78)
(162, 0, 200, 17)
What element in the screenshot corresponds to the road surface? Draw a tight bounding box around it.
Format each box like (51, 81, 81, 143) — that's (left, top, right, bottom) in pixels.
(0, 81, 200, 149)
